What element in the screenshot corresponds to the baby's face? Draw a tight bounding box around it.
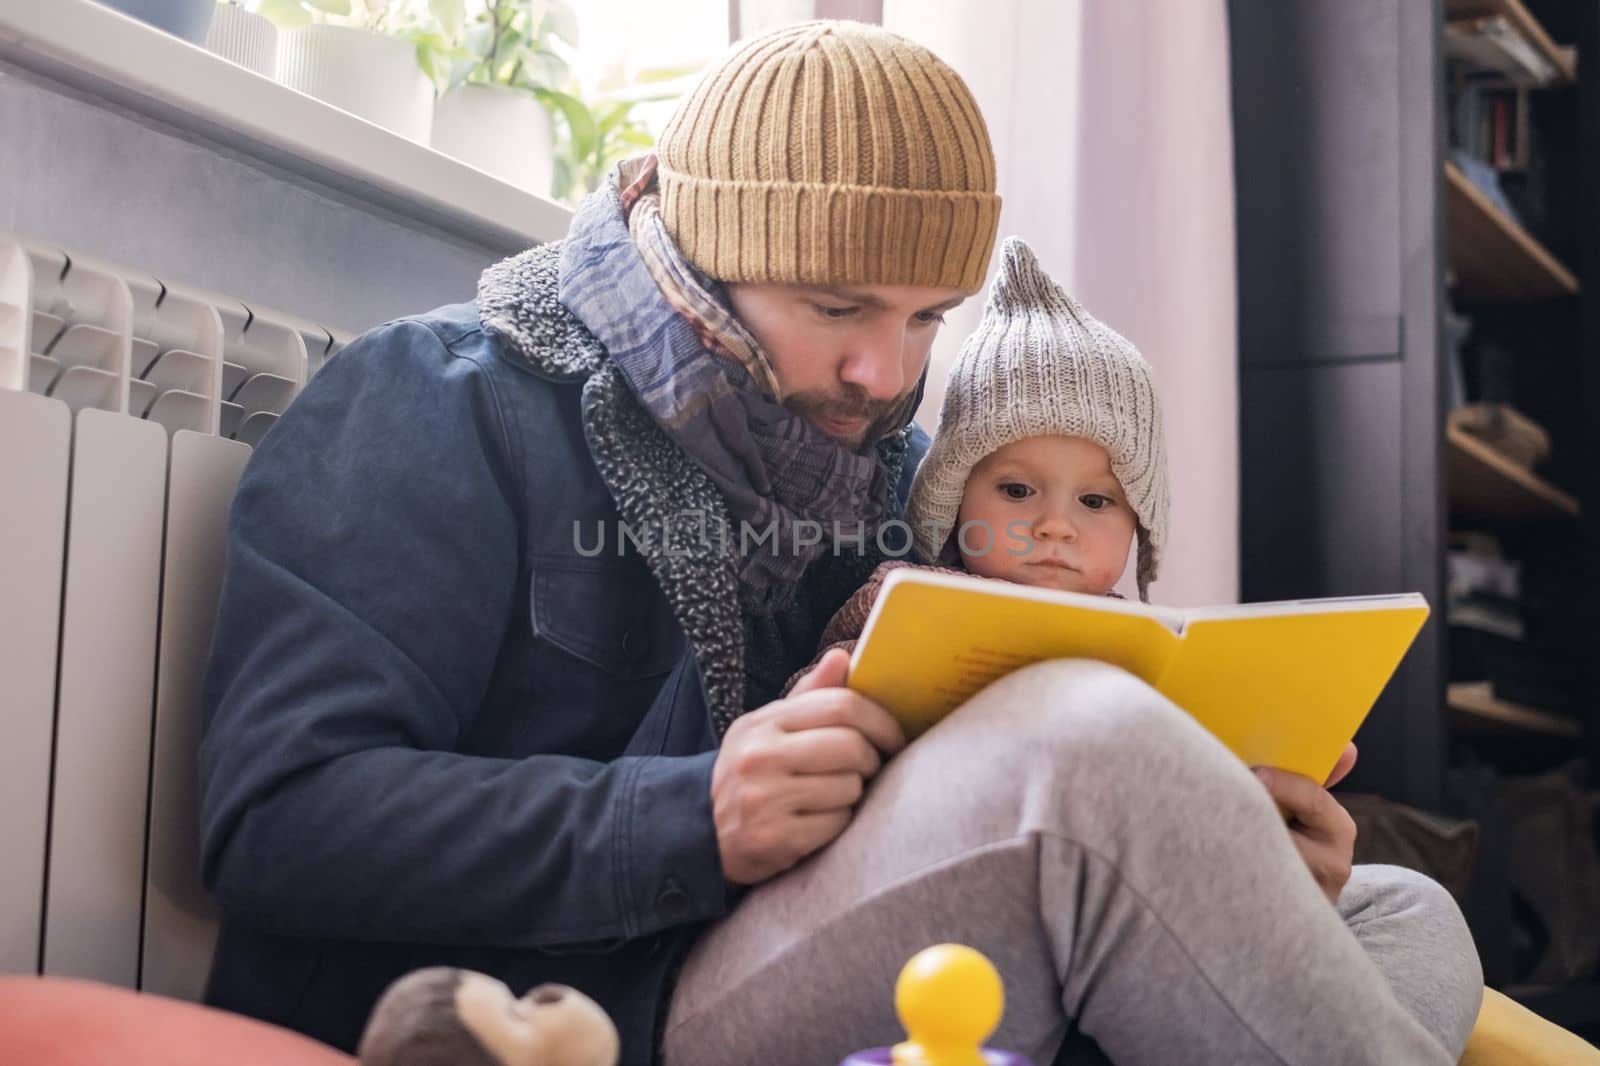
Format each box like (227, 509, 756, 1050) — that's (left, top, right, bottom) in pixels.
(954, 435, 1136, 595)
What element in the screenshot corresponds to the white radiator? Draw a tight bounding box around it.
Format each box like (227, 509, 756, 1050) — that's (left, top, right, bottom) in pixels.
(0, 235, 351, 1002)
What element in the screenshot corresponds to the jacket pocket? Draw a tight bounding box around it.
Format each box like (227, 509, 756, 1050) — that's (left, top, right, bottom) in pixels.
(530, 557, 683, 679)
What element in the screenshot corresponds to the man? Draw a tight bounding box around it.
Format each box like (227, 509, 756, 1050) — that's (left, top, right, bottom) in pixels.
(199, 20, 1480, 1066)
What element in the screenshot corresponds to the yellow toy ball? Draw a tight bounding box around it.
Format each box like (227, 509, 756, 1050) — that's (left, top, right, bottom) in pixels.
(891, 944, 1004, 1066)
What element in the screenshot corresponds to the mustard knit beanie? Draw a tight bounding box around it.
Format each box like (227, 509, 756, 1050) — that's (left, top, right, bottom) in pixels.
(655, 20, 1001, 292)
(906, 238, 1171, 601)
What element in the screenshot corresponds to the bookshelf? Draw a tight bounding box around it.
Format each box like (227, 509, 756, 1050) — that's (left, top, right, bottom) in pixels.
(1446, 0, 1579, 82)
(1448, 681, 1583, 736)
(1442, 1, 1595, 1026)
(1446, 424, 1581, 520)
(1444, 161, 1580, 301)
(1232, 0, 1599, 1033)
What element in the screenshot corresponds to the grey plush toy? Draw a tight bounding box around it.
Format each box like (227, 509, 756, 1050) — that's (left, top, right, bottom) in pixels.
(358, 968, 620, 1066)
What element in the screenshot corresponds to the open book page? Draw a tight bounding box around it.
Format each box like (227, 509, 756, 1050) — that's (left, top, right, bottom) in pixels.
(848, 568, 1430, 779)
(1176, 592, 1428, 630)
(849, 569, 1186, 738)
(1156, 603, 1430, 783)
(862, 568, 1191, 630)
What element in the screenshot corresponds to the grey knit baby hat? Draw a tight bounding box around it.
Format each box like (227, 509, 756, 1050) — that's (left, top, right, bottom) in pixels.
(906, 237, 1170, 600)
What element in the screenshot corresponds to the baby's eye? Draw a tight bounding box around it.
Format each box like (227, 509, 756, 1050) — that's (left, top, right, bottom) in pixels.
(1081, 494, 1112, 510)
(814, 303, 857, 320)
(913, 310, 947, 326)
(999, 483, 1034, 501)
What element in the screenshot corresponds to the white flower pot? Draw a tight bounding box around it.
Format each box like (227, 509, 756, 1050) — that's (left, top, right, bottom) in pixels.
(431, 84, 555, 195)
(276, 25, 434, 144)
(205, 3, 276, 78)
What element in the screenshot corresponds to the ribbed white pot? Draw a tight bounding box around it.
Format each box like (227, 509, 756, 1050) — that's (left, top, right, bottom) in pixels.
(431, 83, 555, 195)
(205, 3, 276, 78)
(275, 25, 434, 143)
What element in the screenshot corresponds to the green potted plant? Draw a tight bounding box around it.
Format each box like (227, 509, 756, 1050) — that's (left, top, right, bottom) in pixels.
(259, 0, 436, 143)
(416, 0, 577, 195)
(539, 66, 700, 205)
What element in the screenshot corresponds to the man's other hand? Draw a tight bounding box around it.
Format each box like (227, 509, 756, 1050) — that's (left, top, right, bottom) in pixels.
(711, 649, 906, 885)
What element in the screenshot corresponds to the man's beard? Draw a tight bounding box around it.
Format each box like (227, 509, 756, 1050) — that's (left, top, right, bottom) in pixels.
(783, 385, 905, 449)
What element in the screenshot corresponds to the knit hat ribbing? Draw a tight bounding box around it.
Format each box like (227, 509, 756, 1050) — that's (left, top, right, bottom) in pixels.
(905, 237, 1170, 600)
(655, 20, 1001, 292)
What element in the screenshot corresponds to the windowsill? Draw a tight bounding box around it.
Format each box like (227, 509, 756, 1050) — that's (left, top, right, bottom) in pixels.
(0, 0, 572, 251)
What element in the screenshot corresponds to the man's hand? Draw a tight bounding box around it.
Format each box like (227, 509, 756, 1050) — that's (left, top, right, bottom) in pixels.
(1253, 742, 1359, 905)
(711, 649, 906, 885)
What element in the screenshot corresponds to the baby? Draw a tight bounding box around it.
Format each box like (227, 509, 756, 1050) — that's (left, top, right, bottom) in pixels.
(787, 235, 1169, 690)
(781, 242, 1486, 1061)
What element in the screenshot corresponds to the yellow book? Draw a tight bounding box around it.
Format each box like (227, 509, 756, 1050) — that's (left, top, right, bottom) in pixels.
(847, 568, 1430, 784)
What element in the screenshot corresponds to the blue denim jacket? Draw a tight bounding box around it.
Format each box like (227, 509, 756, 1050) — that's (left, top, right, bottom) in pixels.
(197, 297, 928, 1062)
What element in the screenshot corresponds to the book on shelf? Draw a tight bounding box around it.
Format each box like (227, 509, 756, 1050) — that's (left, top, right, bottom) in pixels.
(1445, 15, 1560, 86)
(1448, 540, 1525, 642)
(1449, 403, 1552, 470)
(1450, 76, 1531, 172)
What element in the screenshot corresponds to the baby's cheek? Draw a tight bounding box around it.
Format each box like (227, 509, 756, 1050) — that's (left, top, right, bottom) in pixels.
(1082, 566, 1117, 593)
(964, 550, 1011, 580)
(1083, 550, 1128, 592)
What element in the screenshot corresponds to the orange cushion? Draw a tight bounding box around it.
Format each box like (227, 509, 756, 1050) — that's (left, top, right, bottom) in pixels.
(0, 977, 355, 1066)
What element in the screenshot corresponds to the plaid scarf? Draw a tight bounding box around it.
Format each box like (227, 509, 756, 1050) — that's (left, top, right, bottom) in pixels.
(557, 157, 922, 613)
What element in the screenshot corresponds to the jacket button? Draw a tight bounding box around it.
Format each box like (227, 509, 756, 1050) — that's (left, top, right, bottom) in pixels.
(657, 879, 689, 920)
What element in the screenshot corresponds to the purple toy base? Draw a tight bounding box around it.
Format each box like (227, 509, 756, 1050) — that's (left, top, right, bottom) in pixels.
(841, 1049, 1033, 1065)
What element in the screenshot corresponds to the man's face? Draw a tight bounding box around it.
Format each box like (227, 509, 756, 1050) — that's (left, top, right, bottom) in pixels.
(724, 282, 969, 450)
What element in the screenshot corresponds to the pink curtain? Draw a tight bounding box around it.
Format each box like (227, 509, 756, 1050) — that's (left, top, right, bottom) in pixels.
(885, 0, 1240, 606)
